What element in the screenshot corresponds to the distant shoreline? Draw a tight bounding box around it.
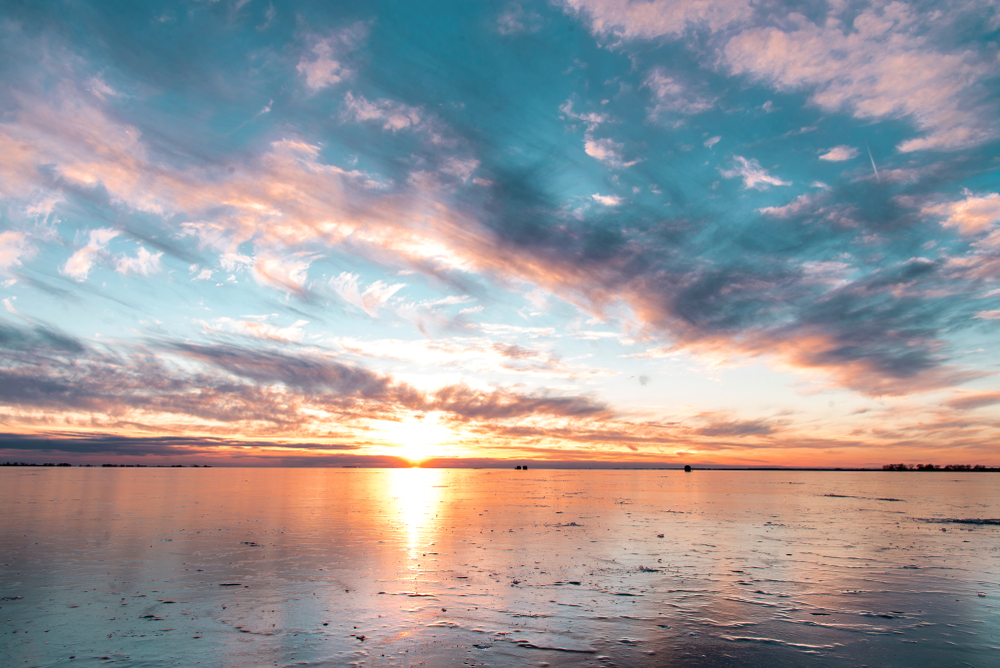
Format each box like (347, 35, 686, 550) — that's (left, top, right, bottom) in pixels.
(3, 462, 999, 472)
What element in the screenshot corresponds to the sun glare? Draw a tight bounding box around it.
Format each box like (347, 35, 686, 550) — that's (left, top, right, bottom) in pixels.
(381, 413, 452, 465)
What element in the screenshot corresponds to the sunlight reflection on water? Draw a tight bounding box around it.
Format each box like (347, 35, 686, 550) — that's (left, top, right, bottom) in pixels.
(1, 468, 998, 667)
(388, 467, 444, 565)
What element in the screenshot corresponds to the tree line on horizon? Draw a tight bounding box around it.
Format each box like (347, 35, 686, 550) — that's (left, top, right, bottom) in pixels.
(882, 463, 999, 471)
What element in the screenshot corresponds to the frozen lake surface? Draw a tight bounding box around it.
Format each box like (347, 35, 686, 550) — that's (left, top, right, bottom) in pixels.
(2, 468, 998, 667)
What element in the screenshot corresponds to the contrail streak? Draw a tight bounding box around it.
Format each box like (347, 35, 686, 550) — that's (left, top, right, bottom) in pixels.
(866, 141, 880, 183)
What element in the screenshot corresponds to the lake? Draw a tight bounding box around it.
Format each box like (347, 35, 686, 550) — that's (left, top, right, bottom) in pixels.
(2, 468, 998, 666)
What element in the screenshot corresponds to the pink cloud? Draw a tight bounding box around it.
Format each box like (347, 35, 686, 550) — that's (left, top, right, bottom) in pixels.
(560, 0, 752, 40)
(202, 317, 310, 344)
(584, 136, 625, 166)
(562, 1, 996, 152)
(342, 91, 422, 132)
(251, 252, 315, 295)
(925, 191, 1000, 236)
(722, 7, 995, 152)
(296, 23, 368, 91)
(819, 145, 858, 161)
(947, 390, 1000, 410)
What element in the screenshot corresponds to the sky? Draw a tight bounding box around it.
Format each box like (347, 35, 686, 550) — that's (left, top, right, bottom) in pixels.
(1, 0, 999, 467)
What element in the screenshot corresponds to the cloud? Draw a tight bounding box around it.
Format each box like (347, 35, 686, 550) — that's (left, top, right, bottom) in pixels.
(0, 64, 485, 301)
(0, 327, 614, 447)
(342, 91, 422, 132)
(947, 390, 1000, 411)
(168, 343, 608, 420)
(974, 310, 1000, 320)
(0, 231, 32, 273)
(722, 5, 997, 152)
(560, 0, 753, 40)
(115, 246, 163, 276)
(192, 266, 213, 281)
(167, 342, 404, 398)
(0, 432, 361, 459)
(10, 79, 958, 401)
(704, 136, 720, 149)
(819, 145, 859, 162)
(441, 157, 480, 182)
(758, 193, 818, 218)
(584, 136, 625, 166)
(697, 417, 775, 438)
(202, 317, 310, 343)
(644, 68, 713, 116)
(62, 228, 119, 281)
(251, 252, 314, 295)
(331, 272, 406, 316)
(924, 191, 1000, 235)
(564, 2, 996, 152)
(297, 23, 367, 91)
(1, 19, 991, 413)
(443, 171, 975, 395)
(559, 99, 611, 128)
(497, 3, 543, 35)
(431, 384, 608, 421)
(334, 335, 596, 380)
(592, 193, 622, 206)
(720, 156, 791, 190)
(0, 321, 84, 354)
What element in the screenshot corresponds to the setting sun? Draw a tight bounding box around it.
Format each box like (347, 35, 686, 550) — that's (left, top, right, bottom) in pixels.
(379, 413, 452, 464)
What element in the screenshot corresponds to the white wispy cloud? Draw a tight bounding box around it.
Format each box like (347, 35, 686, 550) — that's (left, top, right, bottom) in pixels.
(203, 316, 309, 343)
(115, 246, 163, 277)
(86, 76, 124, 100)
(62, 228, 119, 281)
(190, 265, 213, 281)
(331, 272, 406, 317)
(0, 231, 32, 273)
(219, 252, 253, 273)
(758, 193, 817, 218)
(497, 3, 543, 35)
(644, 68, 713, 116)
(560, 99, 611, 129)
(720, 156, 791, 190)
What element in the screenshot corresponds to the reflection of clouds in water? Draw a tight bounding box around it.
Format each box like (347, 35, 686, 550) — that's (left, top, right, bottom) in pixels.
(385, 467, 444, 563)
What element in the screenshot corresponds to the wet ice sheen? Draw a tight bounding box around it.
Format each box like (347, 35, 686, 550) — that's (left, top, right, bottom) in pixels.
(2, 468, 998, 667)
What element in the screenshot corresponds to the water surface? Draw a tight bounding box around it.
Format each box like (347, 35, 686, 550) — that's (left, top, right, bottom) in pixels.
(2, 468, 998, 666)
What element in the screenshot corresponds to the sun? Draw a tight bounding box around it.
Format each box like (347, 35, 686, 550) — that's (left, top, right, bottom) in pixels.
(381, 413, 452, 465)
